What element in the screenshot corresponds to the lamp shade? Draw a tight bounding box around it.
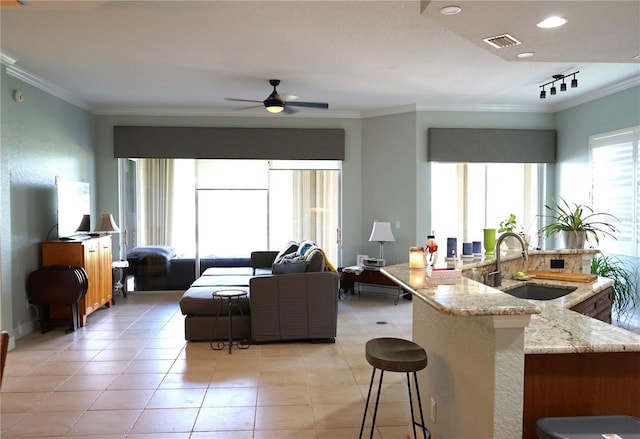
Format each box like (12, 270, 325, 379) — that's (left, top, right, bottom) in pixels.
(368, 221, 395, 242)
(75, 214, 91, 232)
(95, 213, 120, 234)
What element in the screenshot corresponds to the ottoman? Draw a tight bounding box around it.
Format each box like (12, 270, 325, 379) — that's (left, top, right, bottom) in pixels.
(179, 286, 251, 341)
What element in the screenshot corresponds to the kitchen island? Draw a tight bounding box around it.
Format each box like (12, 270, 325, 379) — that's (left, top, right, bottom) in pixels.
(382, 259, 640, 439)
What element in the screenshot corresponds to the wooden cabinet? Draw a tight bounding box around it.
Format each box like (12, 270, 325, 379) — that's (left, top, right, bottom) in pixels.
(570, 287, 612, 323)
(42, 236, 113, 326)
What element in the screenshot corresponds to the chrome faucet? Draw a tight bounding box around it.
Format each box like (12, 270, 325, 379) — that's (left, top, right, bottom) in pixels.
(485, 232, 529, 287)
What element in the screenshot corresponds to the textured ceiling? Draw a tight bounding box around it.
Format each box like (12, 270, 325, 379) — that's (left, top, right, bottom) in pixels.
(1, 0, 639, 116)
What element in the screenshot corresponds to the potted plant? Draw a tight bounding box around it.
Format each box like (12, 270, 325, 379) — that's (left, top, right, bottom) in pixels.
(539, 196, 619, 249)
(498, 213, 529, 248)
(591, 253, 639, 325)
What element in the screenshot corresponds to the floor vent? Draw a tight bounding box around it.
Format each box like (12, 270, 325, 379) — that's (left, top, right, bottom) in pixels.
(483, 33, 522, 49)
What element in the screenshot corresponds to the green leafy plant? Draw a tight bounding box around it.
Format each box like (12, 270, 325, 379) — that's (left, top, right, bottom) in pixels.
(539, 196, 619, 245)
(498, 213, 518, 233)
(498, 213, 529, 246)
(591, 253, 639, 324)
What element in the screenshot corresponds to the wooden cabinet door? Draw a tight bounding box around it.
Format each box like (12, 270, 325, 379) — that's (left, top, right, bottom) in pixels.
(83, 239, 100, 315)
(98, 237, 113, 307)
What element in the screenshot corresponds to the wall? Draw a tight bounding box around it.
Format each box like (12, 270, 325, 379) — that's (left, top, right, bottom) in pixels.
(361, 112, 417, 265)
(554, 85, 640, 205)
(0, 66, 96, 338)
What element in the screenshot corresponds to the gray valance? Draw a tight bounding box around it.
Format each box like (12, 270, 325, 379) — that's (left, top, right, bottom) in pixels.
(114, 126, 345, 160)
(427, 128, 556, 163)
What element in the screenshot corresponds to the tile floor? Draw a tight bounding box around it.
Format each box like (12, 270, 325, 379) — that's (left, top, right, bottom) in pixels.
(1, 290, 415, 438)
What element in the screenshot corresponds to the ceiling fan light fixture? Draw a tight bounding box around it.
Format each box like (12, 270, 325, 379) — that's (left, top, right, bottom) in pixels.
(264, 98, 284, 113)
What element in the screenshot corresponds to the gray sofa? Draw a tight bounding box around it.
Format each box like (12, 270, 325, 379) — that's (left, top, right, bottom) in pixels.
(179, 246, 339, 343)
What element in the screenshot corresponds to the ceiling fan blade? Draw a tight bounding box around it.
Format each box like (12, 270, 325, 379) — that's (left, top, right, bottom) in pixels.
(285, 101, 329, 109)
(284, 105, 298, 114)
(233, 104, 263, 111)
(225, 98, 263, 104)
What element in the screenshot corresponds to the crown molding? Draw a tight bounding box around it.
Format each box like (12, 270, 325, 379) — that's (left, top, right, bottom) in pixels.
(552, 74, 640, 112)
(93, 107, 361, 119)
(5, 63, 93, 112)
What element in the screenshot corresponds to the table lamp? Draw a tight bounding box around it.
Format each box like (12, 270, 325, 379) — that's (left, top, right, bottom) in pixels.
(94, 213, 120, 235)
(368, 221, 395, 265)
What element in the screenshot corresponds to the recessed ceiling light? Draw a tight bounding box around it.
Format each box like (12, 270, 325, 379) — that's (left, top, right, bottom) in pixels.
(517, 52, 535, 58)
(537, 16, 568, 29)
(440, 5, 462, 15)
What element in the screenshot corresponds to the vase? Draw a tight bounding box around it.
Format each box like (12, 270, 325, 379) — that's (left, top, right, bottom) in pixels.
(483, 228, 496, 256)
(559, 230, 586, 249)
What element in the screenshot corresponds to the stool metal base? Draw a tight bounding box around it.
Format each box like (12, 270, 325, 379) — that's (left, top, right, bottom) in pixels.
(209, 290, 251, 354)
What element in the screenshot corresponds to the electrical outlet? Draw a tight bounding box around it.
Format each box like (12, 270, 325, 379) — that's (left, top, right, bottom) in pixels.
(550, 259, 565, 269)
(431, 398, 437, 423)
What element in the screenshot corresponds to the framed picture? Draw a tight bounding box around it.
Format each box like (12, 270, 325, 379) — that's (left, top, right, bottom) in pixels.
(357, 254, 369, 266)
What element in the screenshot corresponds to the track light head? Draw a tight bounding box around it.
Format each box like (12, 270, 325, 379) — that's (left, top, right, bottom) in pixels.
(540, 89, 546, 99)
(560, 82, 567, 92)
(571, 76, 578, 88)
(550, 85, 557, 95)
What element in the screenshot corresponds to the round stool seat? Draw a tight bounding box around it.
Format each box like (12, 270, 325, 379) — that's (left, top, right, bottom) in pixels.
(365, 337, 427, 373)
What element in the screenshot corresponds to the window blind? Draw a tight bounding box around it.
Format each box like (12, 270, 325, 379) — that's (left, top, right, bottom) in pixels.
(591, 127, 639, 256)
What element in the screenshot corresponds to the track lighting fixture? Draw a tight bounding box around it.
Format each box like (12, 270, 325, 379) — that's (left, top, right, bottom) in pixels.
(539, 71, 579, 99)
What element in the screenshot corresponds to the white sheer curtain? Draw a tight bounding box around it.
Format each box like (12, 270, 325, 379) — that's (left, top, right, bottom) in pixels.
(292, 170, 339, 264)
(138, 159, 175, 246)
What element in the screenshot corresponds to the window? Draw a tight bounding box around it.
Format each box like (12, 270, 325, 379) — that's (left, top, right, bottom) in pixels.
(591, 127, 639, 256)
(120, 158, 341, 265)
(430, 162, 542, 245)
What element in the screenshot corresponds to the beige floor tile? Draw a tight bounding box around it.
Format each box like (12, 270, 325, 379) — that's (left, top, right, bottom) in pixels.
(257, 385, 311, 406)
(107, 373, 166, 390)
(193, 406, 256, 431)
(209, 370, 260, 388)
(123, 359, 176, 374)
(76, 359, 130, 375)
(160, 372, 213, 389)
(258, 369, 307, 387)
(255, 405, 315, 430)
(308, 383, 364, 404)
(146, 388, 207, 408)
(313, 402, 369, 429)
(68, 408, 142, 435)
(202, 386, 257, 407)
(34, 389, 102, 412)
(3, 410, 82, 436)
(190, 431, 253, 438)
(3, 291, 414, 438)
(56, 373, 118, 391)
(130, 407, 199, 433)
(0, 374, 68, 392)
(253, 429, 318, 439)
(169, 358, 217, 374)
(90, 389, 155, 410)
(317, 427, 382, 439)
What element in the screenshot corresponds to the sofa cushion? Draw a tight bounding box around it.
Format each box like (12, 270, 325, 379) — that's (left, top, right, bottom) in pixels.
(306, 249, 325, 272)
(180, 286, 250, 316)
(272, 261, 308, 274)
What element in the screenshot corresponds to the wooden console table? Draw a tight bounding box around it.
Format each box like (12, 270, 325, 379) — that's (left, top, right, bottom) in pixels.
(340, 267, 407, 304)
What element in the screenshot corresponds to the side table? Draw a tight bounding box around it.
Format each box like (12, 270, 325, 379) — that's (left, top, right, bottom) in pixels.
(340, 267, 407, 305)
(210, 289, 250, 353)
(112, 260, 129, 298)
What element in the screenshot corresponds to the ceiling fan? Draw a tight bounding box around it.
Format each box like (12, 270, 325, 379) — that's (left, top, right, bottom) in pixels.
(225, 79, 329, 114)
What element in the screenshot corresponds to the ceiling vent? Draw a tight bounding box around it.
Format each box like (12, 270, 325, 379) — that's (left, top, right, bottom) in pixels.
(483, 34, 522, 49)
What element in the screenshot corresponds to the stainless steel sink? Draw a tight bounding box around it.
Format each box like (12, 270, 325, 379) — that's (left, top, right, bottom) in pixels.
(502, 284, 577, 301)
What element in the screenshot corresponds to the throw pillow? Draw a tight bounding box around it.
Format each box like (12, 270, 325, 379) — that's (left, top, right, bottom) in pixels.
(274, 241, 299, 264)
(297, 240, 316, 257)
(305, 249, 325, 272)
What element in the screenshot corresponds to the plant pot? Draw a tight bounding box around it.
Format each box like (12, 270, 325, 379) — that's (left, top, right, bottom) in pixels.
(558, 230, 586, 249)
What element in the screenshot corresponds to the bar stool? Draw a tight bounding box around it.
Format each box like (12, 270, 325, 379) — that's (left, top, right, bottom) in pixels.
(359, 337, 431, 439)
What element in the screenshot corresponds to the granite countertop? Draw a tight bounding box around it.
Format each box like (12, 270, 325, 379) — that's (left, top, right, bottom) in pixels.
(382, 263, 640, 355)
